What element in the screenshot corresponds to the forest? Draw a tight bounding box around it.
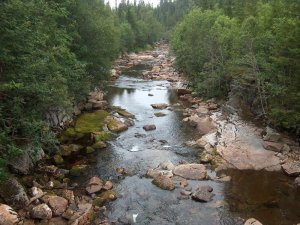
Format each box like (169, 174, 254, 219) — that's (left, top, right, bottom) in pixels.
(0, 0, 299, 179)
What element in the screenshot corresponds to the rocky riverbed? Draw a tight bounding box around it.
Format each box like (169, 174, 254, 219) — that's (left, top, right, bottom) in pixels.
(0, 43, 300, 225)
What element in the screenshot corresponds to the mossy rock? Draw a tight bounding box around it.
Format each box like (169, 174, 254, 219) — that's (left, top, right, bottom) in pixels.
(70, 164, 88, 176)
(75, 110, 109, 133)
(107, 118, 128, 133)
(60, 145, 72, 156)
(86, 146, 95, 154)
(68, 144, 84, 153)
(60, 128, 85, 141)
(154, 112, 167, 117)
(93, 131, 114, 142)
(54, 154, 64, 164)
(114, 107, 135, 118)
(92, 190, 116, 207)
(92, 141, 107, 149)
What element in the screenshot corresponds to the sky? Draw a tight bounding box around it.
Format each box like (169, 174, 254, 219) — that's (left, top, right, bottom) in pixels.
(106, 0, 160, 8)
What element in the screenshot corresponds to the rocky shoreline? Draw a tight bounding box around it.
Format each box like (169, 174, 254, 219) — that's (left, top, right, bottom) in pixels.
(0, 43, 299, 225)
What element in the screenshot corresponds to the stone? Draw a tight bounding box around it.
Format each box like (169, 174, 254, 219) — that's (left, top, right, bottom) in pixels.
(173, 164, 207, 180)
(92, 100, 108, 110)
(151, 103, 168, 109)
(8, 152, 33, 175)
(69, 203, 93, 225)
(177, 88, 192, 96)
(54, 154, 64, 164)
(188, 115, 215, 135)
(0, 204, 20, 225)
(146, 169, 162, 178)
(31, 203, 52, 220)
(30, 187, 43, 197)
(180, 179, 188, 188)
(86, 176, 103, 194)
(191, 185, 214, 202)
(103, 181, 113, 190)
(48, 196, 68, 216)
(70, 164, 88, 176)
(282, 160, 300, 176)
(48, 217, 68, 225)
(263, 126, 281, 142)
(86, 146, 95, 154)
(158, 160, 175, 170)
(244, 218, 263, 225)
(75, 111, 109, 133)
(62, 190, 75, 203)
(107, 117, 128, 133)
(154, 112, 167, 117)
(114, 108, 135, 118)
(62, 208, 76, 220)
(295, 176, 300, 186)
(262, 141, 283, 152)
(93, 190, 116, 207)
(180, 190, 191, 196)
(152, 174, 175, 191)
(92, 141, 107, 149)
(143, 124, 156, 131)
(215, 176, 232, 182)
(60, 145, 73, 156)
(0, 178, 29, 209)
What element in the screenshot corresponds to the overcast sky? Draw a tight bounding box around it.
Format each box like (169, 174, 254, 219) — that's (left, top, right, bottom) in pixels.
(106, 0, 160, 8)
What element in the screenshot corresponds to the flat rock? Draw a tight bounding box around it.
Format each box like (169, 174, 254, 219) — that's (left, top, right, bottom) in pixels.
(31, 203, 52, 220)
(151, 103, 168, 109)
(86, 176, 103, 194)
(191, 185, 214, 202)
(244, 218, 263, 225)
(0, 204, 20, 225)
(188, 115, 215, 135)
(152, 174, 175, 191)
(48, 196, 68, 216)
(143, 124, 156, 131)
(173, 164, 207, 180)
(282, 160, 300, 177)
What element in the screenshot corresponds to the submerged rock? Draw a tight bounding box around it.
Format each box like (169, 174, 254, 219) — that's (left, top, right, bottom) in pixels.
(151, 103, 168, 109)
(0, 204, 20, 225)
(31, 203, 52, 220)
(93, 190, 116, 207)
(173, 164, 207, 180)
(86, 176, 103, 194)
(191, 185, 214, 202)
(143, 124, 156, 131)
(154, 112, 167, 117)
(152, 174, 175, 191)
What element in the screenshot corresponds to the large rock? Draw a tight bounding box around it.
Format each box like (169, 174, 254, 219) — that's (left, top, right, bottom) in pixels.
(86, 176, 103, 194)
(143, 124, 156, 131)
(0, 204, 20, 225)
(8, 152, 33, 175)
(188, 115, 215, 135)
(48, 196, 68, 216)
(244, 218, 263, 225)
(31, 203, 52, 220)
(263, 126, 281, 142)
(152, 174, 175, 191)
(0, 178, 29, 209)
(151, 103, 168, 109)
(173, 164, 207, 180)
(282, 160, 300, 177)
(191, 185, 214, 202)
(107, 117, 128, 133)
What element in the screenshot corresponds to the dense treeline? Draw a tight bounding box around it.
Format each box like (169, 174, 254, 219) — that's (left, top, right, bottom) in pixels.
(170, 0, 300, 132)
(0, 0, 162, 179)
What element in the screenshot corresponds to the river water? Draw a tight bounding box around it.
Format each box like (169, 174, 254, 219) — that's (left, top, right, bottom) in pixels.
(84, 63, 300, 225)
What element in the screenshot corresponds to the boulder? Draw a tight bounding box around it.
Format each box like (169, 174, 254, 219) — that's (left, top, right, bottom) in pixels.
(107, 117, 128, 133)
(143, 124, 156, 131)
(188, 115, 215, 135)
(61, 190, 75, 203)
(191, 185, 214, 202)
(8, 152, 33, 175)
(0, 178, 29, 209)
(48, 196, 68, 216)
(244, 218, 263, 225)
(173, 164, 207, 180)
(154, 112, 167, 117)
(263, 126, 281, 142)
(86, 176, 103, 194)
(151, 103, 168, 109)
(31, 203, 52, 220)
(262, 141, 283, 152)
(282, 160, 300, 176)
(152, 174, 175, 191)
(0, 204, 20, 225)
(92, 190, 117, 207)
(146, 169, 162, 179)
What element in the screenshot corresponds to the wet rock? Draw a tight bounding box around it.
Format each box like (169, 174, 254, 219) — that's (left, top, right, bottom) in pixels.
(54, 154, 64, 164)
(262, 141, 283, 152)
(114, 107, 135, 118)
(148, 93, 154, 96)
(0, 177, 29, 209)
(107, 117, 128, 133)
(103, 181, 113, 190)
(93, 131, 114, 142)
(92, 141, 107, 149)
(75, 110, 109, 133)
(146, 169, 162, 178)
(0, 204, 20, 225)
(86, 176, 103, 194)
(8, 152, 33, 175)
(69, 203, 94, 225)
(179, 179, 188, 188)
(177, 88, 192, 96)
(31, 203, 52, 220)
(180, 190, 191, 196)
(173, 164, 207, 180)
(154, 112, 167, 117)
(263, 126, 281, 142)
(152, 174, 175, 191)
(93, 190, 116, 207)
(191, 185, 214, 202)
(70, 164, 87, 176)
(244, 218, 263, 225)
(86, 146, 95, 154)
(151, 103, 168, 109)
(282, 160, 300, 176)
(143, 124, 156, 131)
(158, 160, 175, 170)
(49, 196, 68, 216)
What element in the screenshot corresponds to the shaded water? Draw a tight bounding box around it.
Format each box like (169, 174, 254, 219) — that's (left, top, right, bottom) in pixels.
(86, 64, 300, 225)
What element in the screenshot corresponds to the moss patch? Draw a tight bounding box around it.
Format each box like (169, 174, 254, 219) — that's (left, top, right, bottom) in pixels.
(75, 110, 109, 133)
(60, 128, 85, 142)
(92, 190, 116, 207)
(92, 141, 107, 149)
(154, 112, 167, 117)
(93, 132, 114, 142)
